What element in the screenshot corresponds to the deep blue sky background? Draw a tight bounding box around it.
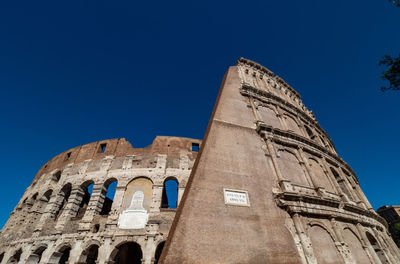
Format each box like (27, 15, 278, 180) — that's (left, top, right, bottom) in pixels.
(0, 0, 399, 228)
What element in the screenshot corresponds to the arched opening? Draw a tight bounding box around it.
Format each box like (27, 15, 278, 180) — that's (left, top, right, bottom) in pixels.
(75, 181, 94, 219)
(81, 244, 99, 264)
(330, 167, 353, 200)
(276, 150, 310, 187)
(112, 242, 142, 264)
(154, 241, 165, 264)
(32, 193, 38, 201)
(26, 246, 47, 264)
(121, 177, 153, 211)
(258, 106, 282, 129)
(53, 170, 62, 182)
(54, 183, 72, 220)
(58, 246, 71, 264)
(308, 158, 335, 193)
(161, 178, 178, 209)
(308, 225, 343, 264)
(7, 248, 22, 264)
(0, 252, 4, 263)
(305, 125, 316, 140)
(285, 115, 303, 135)
(342, 228, 370, 263)
(366, 232, 388, 263)
(100, 179, 118, 215)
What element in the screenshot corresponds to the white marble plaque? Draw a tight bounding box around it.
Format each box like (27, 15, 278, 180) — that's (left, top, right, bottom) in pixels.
(223, 189, 250, 206)
(118, 191, 149, 229)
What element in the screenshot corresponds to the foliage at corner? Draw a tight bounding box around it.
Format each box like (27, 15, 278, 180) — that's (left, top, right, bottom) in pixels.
(379, 1, 399, 91)
(379, 54, 400, 91)
(388, 0, 400, 7)
(394, 222, 400, 232)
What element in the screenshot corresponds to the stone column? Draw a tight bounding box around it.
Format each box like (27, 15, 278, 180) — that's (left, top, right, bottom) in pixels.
(143, 236, 156, 264)
(151, 185, 163, 213)
(264, 138, 292, 192)
(34, 193, 59, 233)
(106, 184, 125, 227)
(320, 160, 347, 200)
(297, 148, 320, 191)
(55, 185, 84, 230)
(356, 224, 382, 264)
(292, 213, 317, 264)
(79, 182, 106, 231)
(177, 187, 184, 206)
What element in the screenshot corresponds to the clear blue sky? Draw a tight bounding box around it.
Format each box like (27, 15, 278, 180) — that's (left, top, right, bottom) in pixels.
(0, 0, 399, 228)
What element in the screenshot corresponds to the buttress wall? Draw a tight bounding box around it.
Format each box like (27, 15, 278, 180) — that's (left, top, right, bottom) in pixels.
(0, 136, 201, 264)
(160, 58, 400, 264)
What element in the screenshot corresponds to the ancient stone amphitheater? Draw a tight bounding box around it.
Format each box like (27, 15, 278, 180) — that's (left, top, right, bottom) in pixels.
(0, 136, 201, 264)
(1, 58, 400, 264)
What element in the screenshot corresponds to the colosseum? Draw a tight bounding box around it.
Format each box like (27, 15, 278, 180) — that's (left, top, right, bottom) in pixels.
(0, 136, 201, 264)
(1, 58, 400, 264)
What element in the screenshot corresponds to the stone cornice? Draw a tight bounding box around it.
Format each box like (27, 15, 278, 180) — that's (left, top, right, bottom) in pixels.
(275, 191, 387, 229)
(257, 122, 359, 183)
(240, 84, 338, 153)
(237, 57, 301, 99)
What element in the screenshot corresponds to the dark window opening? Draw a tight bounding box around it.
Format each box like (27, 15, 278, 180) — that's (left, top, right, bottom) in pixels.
(85, 245, 99, 264)
(154, 241, 165, 264)
(53, 171, 62, 182)
(33, 246, 47, 263)
(65, 152, 71, 160)
(76, 181, 94, 219)
(100, 179, 118, 215)
(161, 178, 179, 209)
(191, 143, 199, 152)
(43, 189, 53, 202)
(92, 224, 100, 233)
(305, 126, 315, 140)
(113, 242, 142, 264)
(54, 184, 72, 220)
(10, 249, 22, 264)
(99, 143, 107, 153)
(58, 247, 71, 264)
(0, 252, 4, 263)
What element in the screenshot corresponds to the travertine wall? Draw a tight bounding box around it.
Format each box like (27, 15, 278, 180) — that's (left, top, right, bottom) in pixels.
(0, 136, 200, 264)
(160, 58, 400, 263)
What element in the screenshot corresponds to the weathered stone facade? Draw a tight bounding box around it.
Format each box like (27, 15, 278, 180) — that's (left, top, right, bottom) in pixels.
(160, 58, 400, 263)
(0, 136, 201, 264)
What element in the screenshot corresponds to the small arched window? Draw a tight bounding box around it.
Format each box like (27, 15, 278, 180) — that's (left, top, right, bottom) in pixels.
(26, 246, 47, 264)
(54, 184, 72, 220)
(161, 178, 179, 209)
(154, 241, 165, 264)
(83, 245, 99, 264)
(58, 246, 71, 264)
(7, 248, 22, 264)
(76, 181, 94, 219)
(100, 179, 118, 215)
(53, 171, 62, 182)
(304, 125, 315, 140)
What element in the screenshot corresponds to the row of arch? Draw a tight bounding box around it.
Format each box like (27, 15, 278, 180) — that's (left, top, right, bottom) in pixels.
(1, 241, 166, 264)
(305, 220, 397, 264)
(275, 146, 362, 203)
(238, 64, 329, 143)
(14, 176, 180, 234)
(257, 103, 335, 151)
